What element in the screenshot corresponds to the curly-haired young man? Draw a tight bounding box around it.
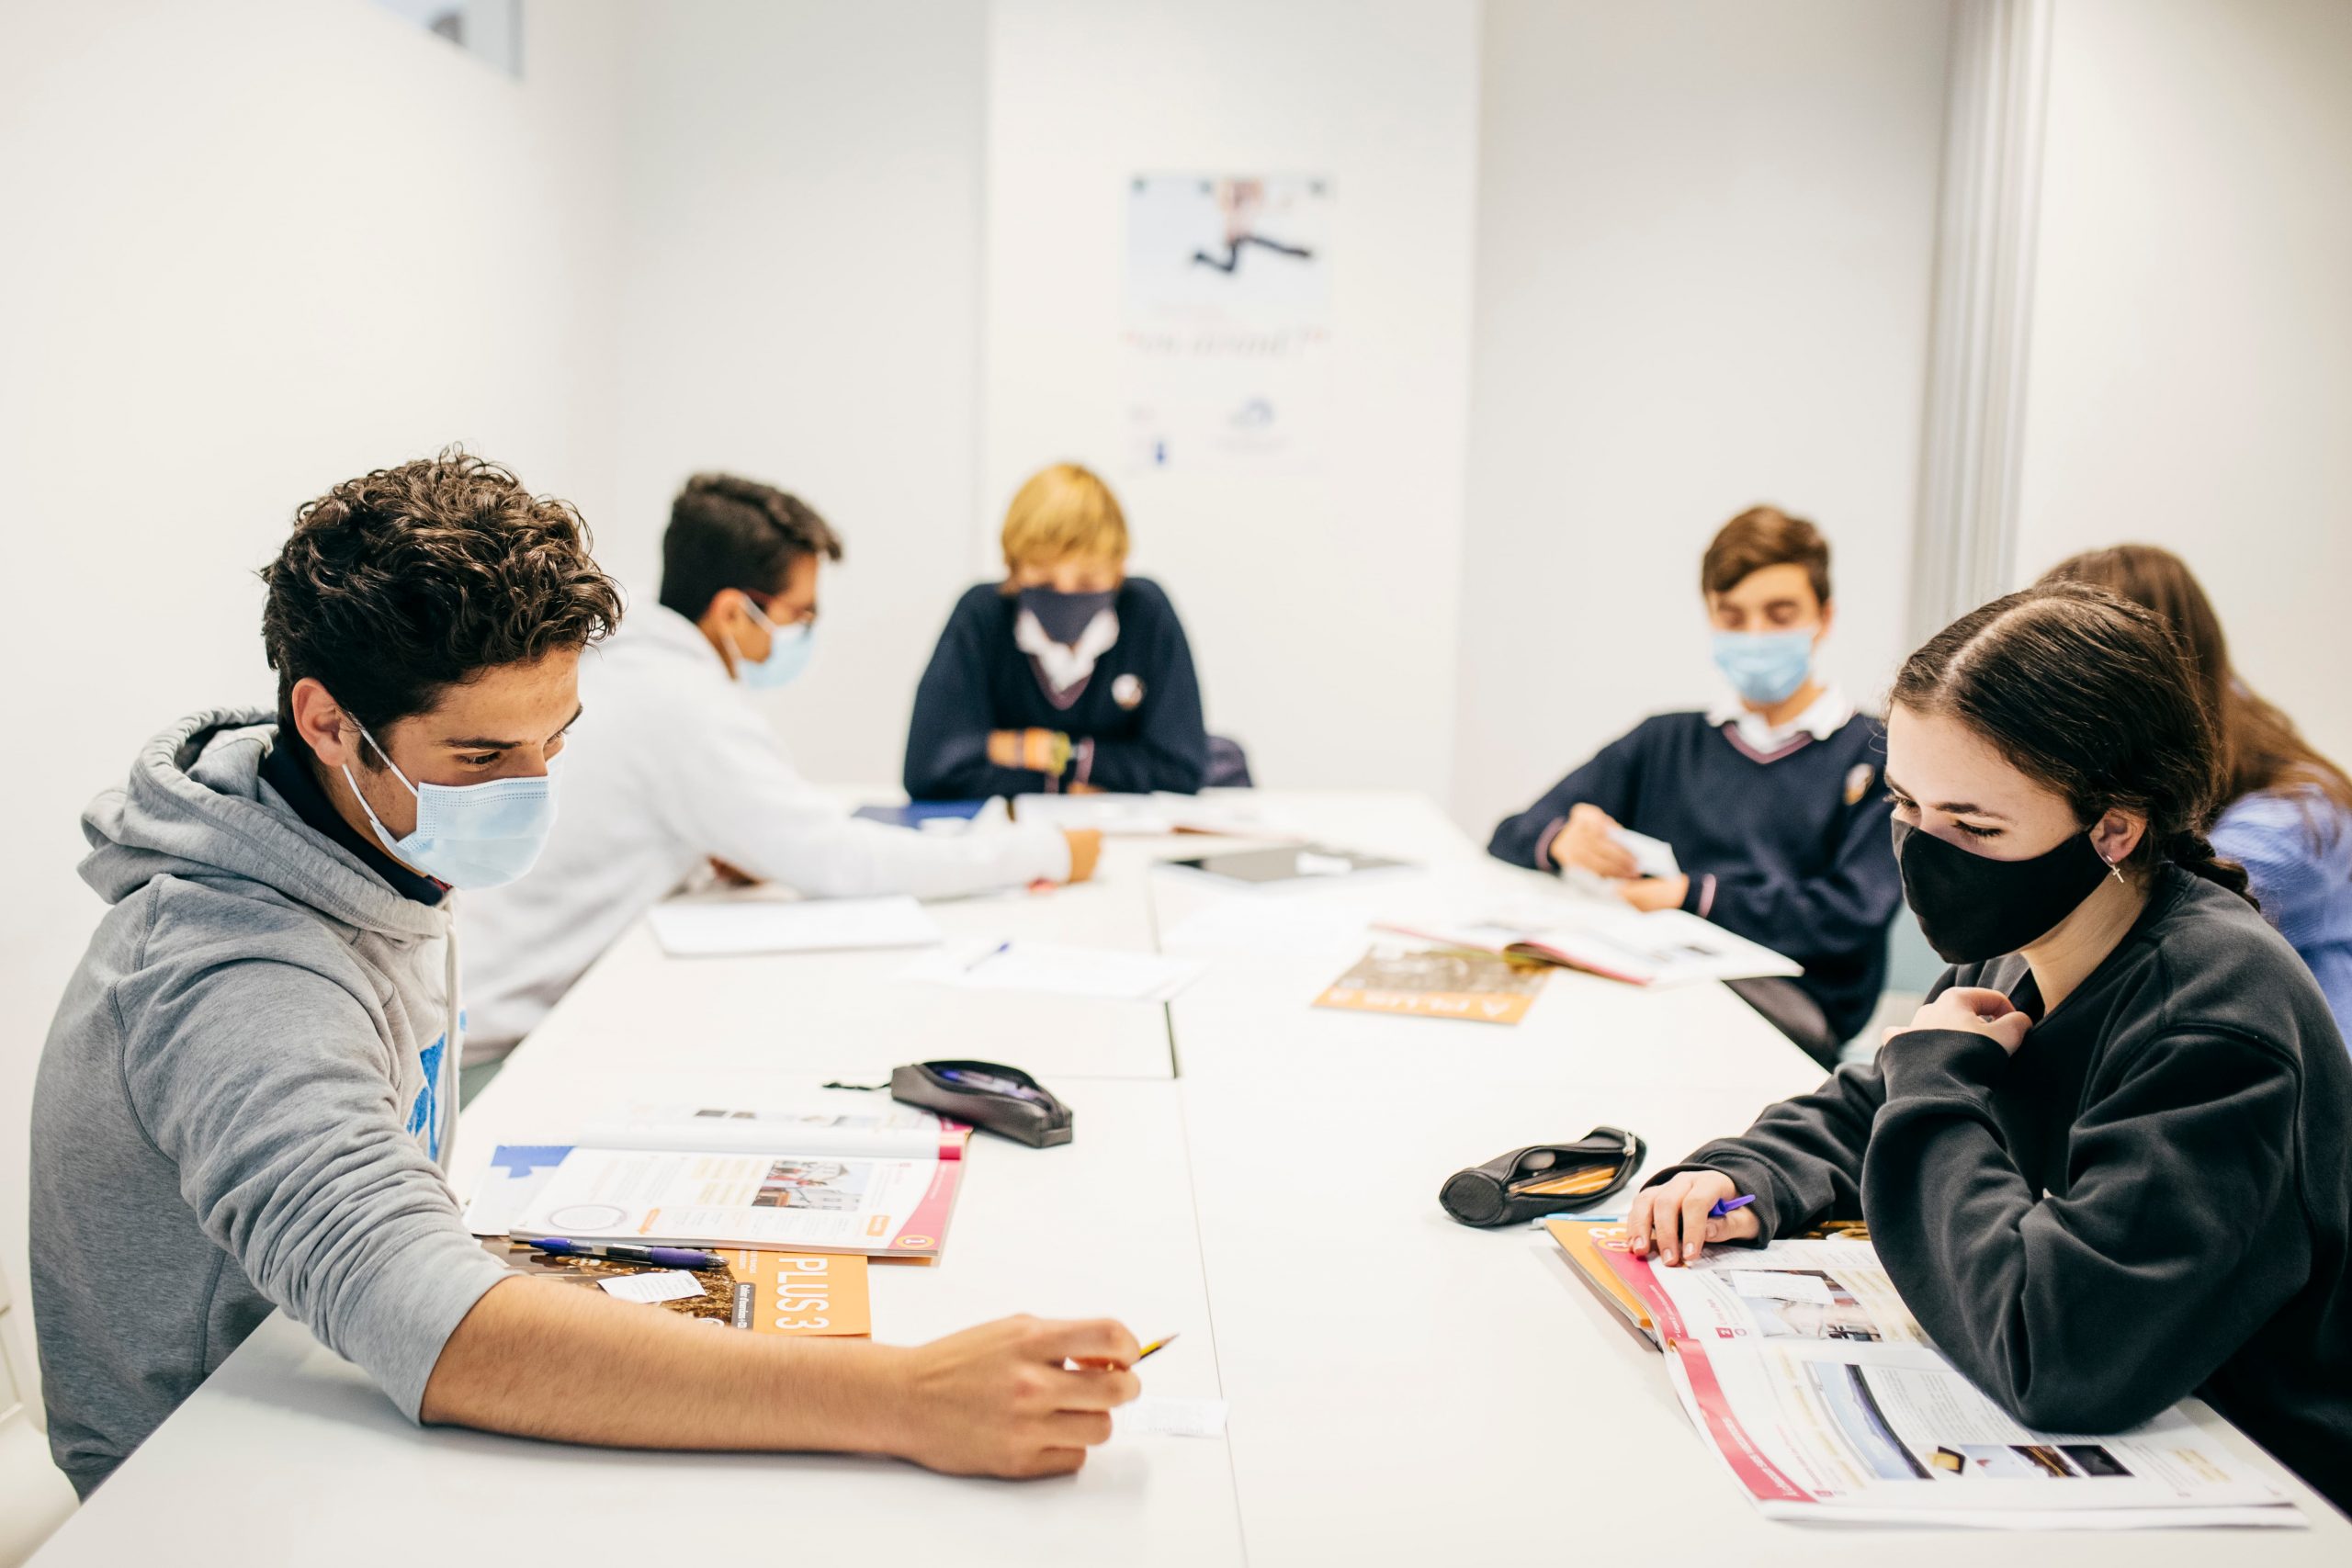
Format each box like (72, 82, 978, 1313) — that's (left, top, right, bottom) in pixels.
(29, 452, 1138, 1496)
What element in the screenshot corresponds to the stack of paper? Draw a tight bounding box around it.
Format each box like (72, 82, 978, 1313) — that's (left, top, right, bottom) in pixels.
(649, 893, 944, 958)
(899, 939, 1204, 1002)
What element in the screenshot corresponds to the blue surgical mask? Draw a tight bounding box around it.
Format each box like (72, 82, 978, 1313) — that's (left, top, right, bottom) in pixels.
(733, 598, 816, 690)
(341, 724, 559, 890)
(1711, 628, 1816, 705)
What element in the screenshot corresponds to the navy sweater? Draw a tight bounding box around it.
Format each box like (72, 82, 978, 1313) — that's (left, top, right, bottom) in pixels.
(1656, 868, 2352, 1514)
(904, 576, 1209, 800)
(1489, 711, 1901, 1043)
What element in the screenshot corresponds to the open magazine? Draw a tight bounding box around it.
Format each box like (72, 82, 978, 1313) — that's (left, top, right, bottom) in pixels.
(467, 1100, 969, 1259)
(1563, 1227, 2302, 1529)
(1378, 897, 1799, 987)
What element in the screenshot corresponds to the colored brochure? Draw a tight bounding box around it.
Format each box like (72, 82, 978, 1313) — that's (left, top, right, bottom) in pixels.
(467, 1095, 967, 1258)
(513, 1145, 961, 1258)
(648, 893, 944, 958)
(1379, 895, 1799, 987)
(1313, 942, 1550, 1025)
(1589, 1233, 2301, 1528)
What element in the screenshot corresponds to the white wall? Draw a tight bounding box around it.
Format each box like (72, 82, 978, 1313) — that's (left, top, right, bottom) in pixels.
(2014, 0, 2352, 760)
(981, 0, 1484, 800)
(0, 0, 628, 1415)
(601, 0, 989, 786)
(1448, 0, 1953, 840)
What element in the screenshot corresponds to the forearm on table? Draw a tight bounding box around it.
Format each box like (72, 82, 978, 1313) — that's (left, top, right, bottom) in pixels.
(418, 1276, 905, 1454)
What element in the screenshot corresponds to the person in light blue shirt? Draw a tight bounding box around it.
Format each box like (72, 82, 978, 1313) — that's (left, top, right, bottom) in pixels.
(2043, 545, 2352, 1042)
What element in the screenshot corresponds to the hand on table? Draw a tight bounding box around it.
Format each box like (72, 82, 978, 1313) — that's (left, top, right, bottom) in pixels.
(1624, 1168, 1758, 1268)
(1555, 803, 1637, 878)
(880, 1315, 1140, 1478)
(1612, 874, 1690, 913)
(707, 856, 759, 887)
(989, 728, 1073, 773)
(1883, 986, 2030, 1055)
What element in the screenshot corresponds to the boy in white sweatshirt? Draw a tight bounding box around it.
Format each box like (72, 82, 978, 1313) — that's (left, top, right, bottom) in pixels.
(461, 473, 1100, 1078)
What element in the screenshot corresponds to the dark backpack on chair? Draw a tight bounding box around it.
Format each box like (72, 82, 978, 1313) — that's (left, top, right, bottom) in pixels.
(1204, 735, 1253, 789)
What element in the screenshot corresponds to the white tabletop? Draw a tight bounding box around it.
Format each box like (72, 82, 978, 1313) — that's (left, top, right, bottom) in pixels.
(31, 790, 2348, 1563)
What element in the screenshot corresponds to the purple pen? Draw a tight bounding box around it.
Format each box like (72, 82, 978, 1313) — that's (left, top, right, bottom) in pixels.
(513, 1235, 726, 1270)
(1707, 1194, 1757, 1219)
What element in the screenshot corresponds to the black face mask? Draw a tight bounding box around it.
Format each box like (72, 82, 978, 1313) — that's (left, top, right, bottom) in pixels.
(1016, 587, 1115, 648)
(1892, 818, 2118, 965)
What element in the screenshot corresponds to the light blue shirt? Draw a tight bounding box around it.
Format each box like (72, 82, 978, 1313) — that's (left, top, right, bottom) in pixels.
(2211, 786, 2352, 1051)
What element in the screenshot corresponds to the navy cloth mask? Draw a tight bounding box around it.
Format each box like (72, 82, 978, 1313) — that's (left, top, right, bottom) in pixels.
(1892, 818, 2117, 965)
(1018, 587, 1115, 647)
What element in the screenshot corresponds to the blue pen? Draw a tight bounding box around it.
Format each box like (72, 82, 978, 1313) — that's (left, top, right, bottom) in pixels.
(964, 940, 1012, 973)
(512, 1235, 726, 1270)
(1708, 1194, 1757, 1220)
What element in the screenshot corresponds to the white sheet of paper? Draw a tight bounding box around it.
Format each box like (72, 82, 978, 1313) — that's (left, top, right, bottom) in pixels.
(1114, 1397, 1229, 1438)
(649, 894, 944, 958)
(595, 1269, 706, 1304)
(900, 941, 1204, 1002)
(1610, 826, 1681, 878)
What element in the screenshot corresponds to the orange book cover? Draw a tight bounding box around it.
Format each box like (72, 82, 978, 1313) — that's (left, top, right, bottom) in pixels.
(1544, 1220, 1656, 1346)
(489, 1241, 872, 1336)
(1313, 945, 1549, 1026)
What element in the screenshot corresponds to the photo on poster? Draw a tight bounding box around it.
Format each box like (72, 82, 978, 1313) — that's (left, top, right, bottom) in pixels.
(1124, 174, 1333, 473)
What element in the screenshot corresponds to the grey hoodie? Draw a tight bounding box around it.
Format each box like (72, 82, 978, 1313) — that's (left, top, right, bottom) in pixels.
(30, 710, 509, 1495)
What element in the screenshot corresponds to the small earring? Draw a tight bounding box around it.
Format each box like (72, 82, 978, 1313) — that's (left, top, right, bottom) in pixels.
(2106, 855, 2125, 884)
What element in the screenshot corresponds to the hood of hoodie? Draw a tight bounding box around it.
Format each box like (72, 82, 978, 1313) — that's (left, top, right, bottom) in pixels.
(81, 707, 450, 944)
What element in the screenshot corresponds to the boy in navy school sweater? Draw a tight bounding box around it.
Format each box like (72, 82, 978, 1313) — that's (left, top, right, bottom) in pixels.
(1489, 507, 1902, 1066)
(906, 462, 1210, 800)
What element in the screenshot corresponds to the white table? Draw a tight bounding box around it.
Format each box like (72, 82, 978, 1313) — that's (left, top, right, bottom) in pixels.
(30, 791, 2349, 1564)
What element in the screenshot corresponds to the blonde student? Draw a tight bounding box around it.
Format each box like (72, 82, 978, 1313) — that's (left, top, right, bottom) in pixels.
(1628, 581, 2352, 1515)
(904, 462, 1212, 799)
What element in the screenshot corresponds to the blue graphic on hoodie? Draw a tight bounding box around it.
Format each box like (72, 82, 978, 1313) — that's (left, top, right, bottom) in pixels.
(408, 1035, 446, 1162)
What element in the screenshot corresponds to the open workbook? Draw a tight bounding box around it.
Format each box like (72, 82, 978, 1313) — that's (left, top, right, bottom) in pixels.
(1380, 897, 1799, 987)
(1546, 1222, 2303, 1529)
(466, 1101, 969, 1259)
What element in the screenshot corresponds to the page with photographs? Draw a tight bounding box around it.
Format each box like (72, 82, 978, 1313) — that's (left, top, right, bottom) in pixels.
(1598, 1235, 2300, 1528)
(513, 1146, 962, 1258)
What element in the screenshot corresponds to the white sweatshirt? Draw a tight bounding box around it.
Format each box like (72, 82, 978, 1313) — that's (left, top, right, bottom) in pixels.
(460, 605, 1069, 1058)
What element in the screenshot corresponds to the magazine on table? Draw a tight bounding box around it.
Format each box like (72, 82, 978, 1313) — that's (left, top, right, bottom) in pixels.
(1379, 894, 1798, 987)
(1561, 1228, 2302, 1528)
(467, 1100, 967, 1259)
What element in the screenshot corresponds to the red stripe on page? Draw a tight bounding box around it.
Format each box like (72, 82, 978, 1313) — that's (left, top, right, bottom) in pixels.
(1604, 1247, 1814, 1504)
(1671, 1340, 1815, 1503)
(894, 1159, 962, 1254)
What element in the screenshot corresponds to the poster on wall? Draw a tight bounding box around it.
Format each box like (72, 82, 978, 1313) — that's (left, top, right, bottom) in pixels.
(1123, 174, 1333, 474)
